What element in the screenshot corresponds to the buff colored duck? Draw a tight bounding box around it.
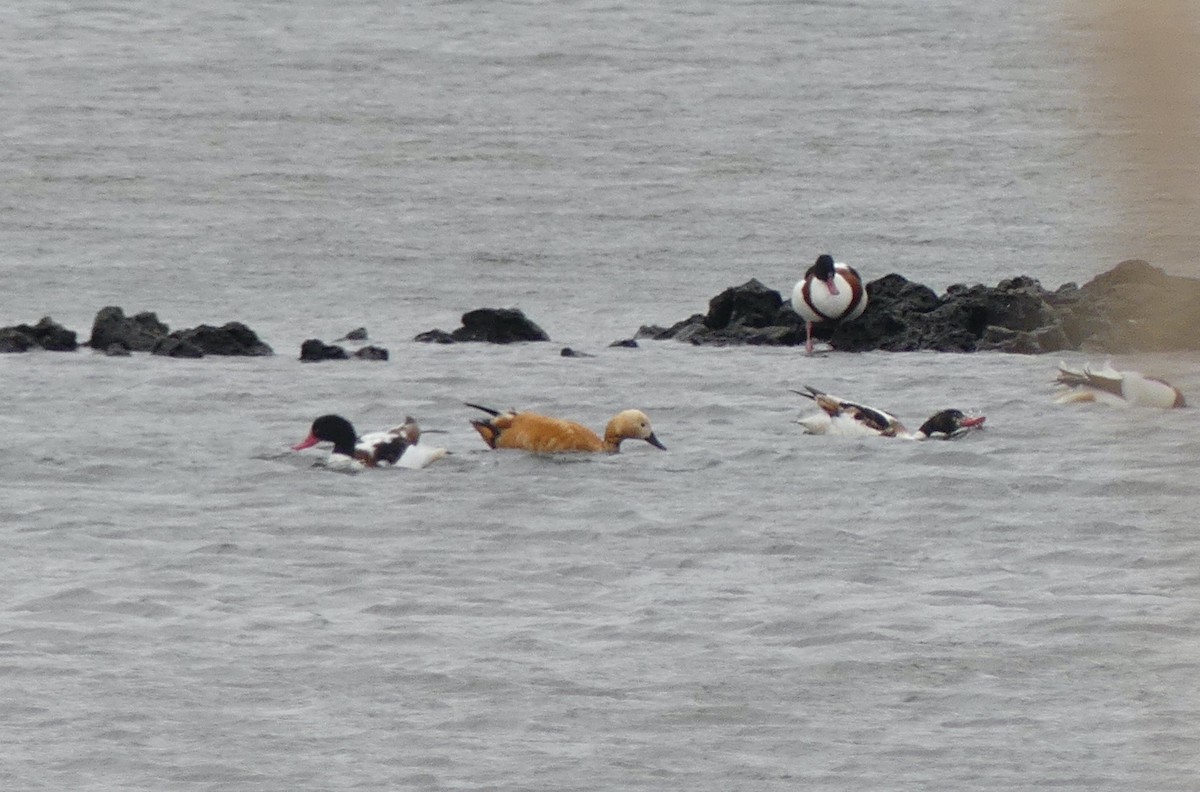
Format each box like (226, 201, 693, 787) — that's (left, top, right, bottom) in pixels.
(466, 404, 666, 454)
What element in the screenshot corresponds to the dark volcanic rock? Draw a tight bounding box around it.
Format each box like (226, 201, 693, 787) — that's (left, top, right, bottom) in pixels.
(299, 338, 387, 361)
(300, 339, 349, 361)
(152, 336, 204, 358)
(630, 259, 1200, 354)
(0, 327, 37, 353)
(413, 329, 455, 344)
(168, 323, 273, 356)
(0, 317, 78, 353)
(353, 345, 389, 361)
(704, 278, 784, 330)
(89, 307, 169, 352)
(416, 308, 550, 344)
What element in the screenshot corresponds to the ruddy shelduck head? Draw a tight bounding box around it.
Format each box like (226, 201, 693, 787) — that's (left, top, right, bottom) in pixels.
(605, 409, 667, 452)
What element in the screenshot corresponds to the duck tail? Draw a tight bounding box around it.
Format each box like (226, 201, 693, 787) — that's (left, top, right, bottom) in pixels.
(465, 402, 502, 416)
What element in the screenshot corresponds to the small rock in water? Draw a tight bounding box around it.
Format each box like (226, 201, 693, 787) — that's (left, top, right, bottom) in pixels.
(337, 327, 368, 342)
(300, 339, 349, 362)
(560, 347, 595, 358)
(353, 345, 389, 361)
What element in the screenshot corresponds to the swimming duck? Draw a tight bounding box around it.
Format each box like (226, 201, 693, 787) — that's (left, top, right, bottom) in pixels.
(292, 414, 447, 469)
(466, 403, 667, 454)
(791, 254, 868, 354)
(1054, 361, 1186, 408)
(794, 386, 985, 439)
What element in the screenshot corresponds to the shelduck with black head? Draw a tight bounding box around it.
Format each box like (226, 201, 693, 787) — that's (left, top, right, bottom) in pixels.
(467, 403, 667, 454)
(292, 414, 447, 470)
(794, 386, 985, 440)
(791, 254, 868, 354)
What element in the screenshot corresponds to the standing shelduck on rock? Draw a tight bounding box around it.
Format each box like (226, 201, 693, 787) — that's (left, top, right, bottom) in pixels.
(794, 386, 986, 439)
(791, 254, 868, 354)
(292, 414, 448, 470)
(1054, 362, 1186, 408)
(467, 404, 667, 454)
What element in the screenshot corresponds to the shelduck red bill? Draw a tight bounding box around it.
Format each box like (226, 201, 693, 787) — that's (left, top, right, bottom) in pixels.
(292, 432, 320, 451)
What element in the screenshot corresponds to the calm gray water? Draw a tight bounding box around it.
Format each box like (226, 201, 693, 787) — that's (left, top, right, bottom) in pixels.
(3, 1, 1200, 790)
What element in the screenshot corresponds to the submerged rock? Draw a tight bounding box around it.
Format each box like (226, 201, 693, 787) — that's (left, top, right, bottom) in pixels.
(353, 345, 389, 361)
(300, 338, 388, 361)
(560, 347, 595, 358)
(633, 260, 1200, 354)
(415, 308, 550, 344)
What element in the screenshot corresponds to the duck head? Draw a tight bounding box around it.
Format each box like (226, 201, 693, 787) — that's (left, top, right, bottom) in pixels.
(293, 414, 358, 457)
(605, 409, 667, 452)
(916, 409, 985, 439)
(808, 254, 839, 295)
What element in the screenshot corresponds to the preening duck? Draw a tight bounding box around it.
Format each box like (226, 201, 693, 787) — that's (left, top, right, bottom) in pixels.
(791, 254, 868, 354)
(794, 386, 985, 440)
(292, 414, 448, 469)
(1054, 361, 1186, 408)
(466, 403, 667, 454)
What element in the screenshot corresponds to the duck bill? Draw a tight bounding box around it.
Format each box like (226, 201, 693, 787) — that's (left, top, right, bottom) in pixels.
(646, 433, 667, 450)
(823, 275, 840, 296)
(292, 432, 320, 451)
(960, 415, 986, 428)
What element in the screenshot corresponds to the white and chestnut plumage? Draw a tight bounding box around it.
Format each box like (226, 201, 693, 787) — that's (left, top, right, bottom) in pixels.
(467, 403, 666, 454)
(790, 254, 868, 354)
(292, 414, 447, 470)
(794, 386, 986, 440)
(1054, 362, 1186, 408)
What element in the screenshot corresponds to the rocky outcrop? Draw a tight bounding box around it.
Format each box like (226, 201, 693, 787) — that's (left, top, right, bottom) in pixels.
(88, 308, 272, 357)
(155, 322, 273, 357)
(415, 308, 550, 344)
(0, 317, 78, 353)
(634, 260, 1200, 354)
(88, 307, 169, 352)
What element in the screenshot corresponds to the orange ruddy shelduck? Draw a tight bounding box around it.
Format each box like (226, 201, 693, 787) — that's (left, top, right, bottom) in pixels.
(466, 403, 667, 454)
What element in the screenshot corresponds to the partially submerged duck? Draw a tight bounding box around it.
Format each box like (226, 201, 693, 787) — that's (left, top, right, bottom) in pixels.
(790, 254, 868, 354)
(292, 414, 447, 469)
(794, 386, 985, 439)
(1054, 361, 1186, 408)
(467, 403, 666, 454)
